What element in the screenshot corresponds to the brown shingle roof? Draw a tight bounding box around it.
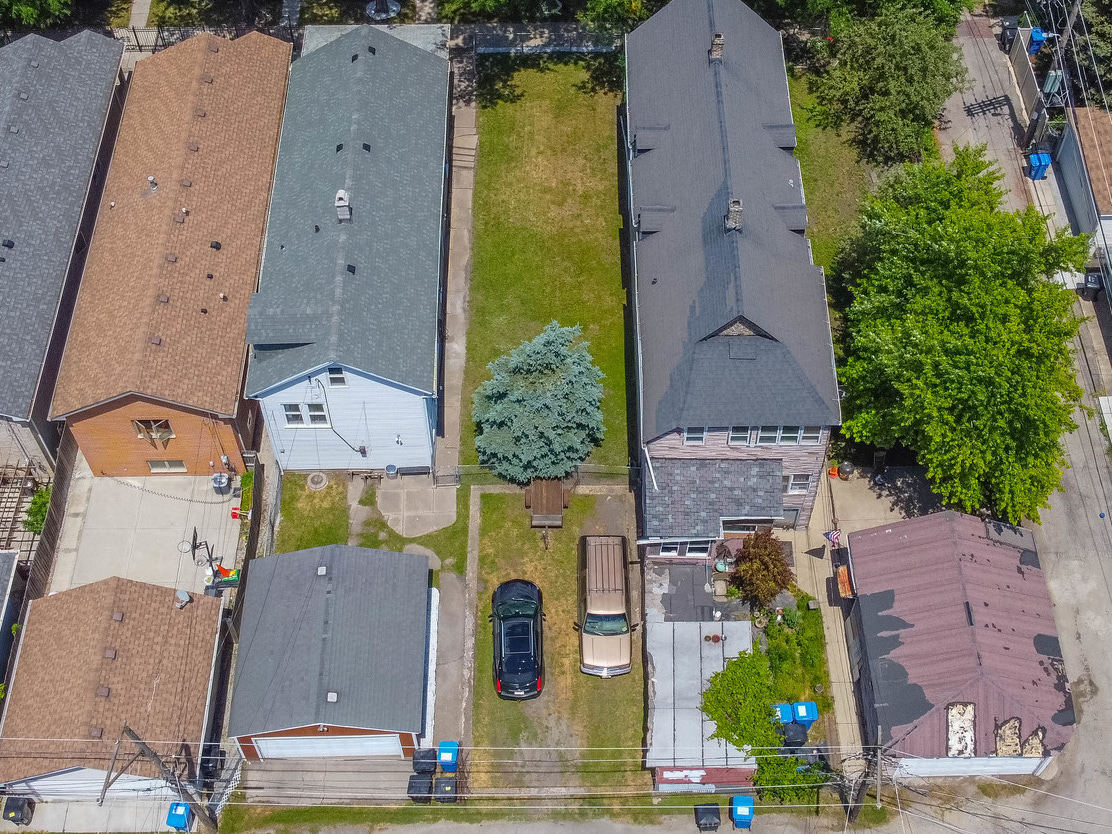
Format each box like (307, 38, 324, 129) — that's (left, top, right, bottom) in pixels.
(50, 33, 290, 420)
(1073, 107, 1112, 216)
(0, 578, 222, 784)
(847, 512, 1073, 761)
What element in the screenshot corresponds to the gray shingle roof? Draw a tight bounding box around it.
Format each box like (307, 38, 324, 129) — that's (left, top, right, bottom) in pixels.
(643, 457, 782, 538)
(245, 26, 449, 397)
(228, 545, 430, 737)
(625, 0, 840, 442)
(0, 32, 122, 421)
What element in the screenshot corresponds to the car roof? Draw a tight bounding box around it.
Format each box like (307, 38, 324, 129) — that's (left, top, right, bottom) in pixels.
(584, 536, 626, 615)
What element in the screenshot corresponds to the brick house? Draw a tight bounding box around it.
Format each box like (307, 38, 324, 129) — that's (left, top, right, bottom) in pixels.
(49, 33, 290, 477)
(624, 0, 840, 558)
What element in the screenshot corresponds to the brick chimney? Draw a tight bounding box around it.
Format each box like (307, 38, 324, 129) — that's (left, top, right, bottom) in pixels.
(709, 33, 724, 62)
(724, 198, 743, 232)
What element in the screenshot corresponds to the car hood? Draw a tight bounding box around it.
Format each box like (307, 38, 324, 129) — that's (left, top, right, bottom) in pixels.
(581, 632, 632, 668)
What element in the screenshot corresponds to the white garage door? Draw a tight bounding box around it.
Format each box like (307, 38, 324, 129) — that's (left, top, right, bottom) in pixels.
(254, 734, 403, 758)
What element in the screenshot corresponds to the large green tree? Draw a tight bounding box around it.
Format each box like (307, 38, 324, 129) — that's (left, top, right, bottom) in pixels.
(473, 321, 604, 484)
(1, 0, 70, 25)
(838, 146, 1090, 523)
(810, 8, 967, 164)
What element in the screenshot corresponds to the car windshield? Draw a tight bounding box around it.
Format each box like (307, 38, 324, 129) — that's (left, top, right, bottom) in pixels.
(496, 598, 537, 618)
(583, 613, 629, 636)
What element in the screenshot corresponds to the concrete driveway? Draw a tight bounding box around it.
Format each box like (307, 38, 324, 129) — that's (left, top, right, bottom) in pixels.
(49, 452, 243, 594)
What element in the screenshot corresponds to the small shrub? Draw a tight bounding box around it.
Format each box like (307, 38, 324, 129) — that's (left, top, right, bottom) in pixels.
(22, 486, 50, 535)
(781, 606, 802, 630)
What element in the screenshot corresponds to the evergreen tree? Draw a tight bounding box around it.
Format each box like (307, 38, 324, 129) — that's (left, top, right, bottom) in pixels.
(473, 321, 604, 484)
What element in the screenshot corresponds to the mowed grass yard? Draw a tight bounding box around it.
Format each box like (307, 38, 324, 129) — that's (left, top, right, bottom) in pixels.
(471, 493, 647, 796)
(788, 72, 869, 271)
(462, 60, 628, 469)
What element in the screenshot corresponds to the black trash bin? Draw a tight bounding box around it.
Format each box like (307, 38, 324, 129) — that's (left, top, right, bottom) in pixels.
(694, 803, 721, 832)
(780, 720, 809, 748)
(407, 773, 433, 804)
(434, 776, 458, 803)
(1, 797, 34, 826)
(412, 748, 437, 774)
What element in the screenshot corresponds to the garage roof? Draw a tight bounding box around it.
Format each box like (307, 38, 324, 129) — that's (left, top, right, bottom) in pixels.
(229, 545, 430, 737)
(0, 578, 222, 785)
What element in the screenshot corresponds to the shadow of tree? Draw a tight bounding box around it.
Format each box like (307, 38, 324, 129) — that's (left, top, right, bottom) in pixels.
(475, 53, 556, 107)
(867, 466, 944, 518)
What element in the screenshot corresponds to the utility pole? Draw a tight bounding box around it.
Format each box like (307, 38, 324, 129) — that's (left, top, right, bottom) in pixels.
(874, 751, 883, 809)
(120, 724, 217, 834)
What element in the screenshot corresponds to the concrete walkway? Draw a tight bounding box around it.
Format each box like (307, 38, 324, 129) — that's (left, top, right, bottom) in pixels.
(785, 474, 866, 779)
(127, 0, 150, 27)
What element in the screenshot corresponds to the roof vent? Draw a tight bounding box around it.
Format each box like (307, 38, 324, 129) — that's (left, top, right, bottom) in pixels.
(207, 41, 220, 53)
(29, 59, 38, 68)
(18, 91, 28, 101)
(1, 240, 13, 249)
(149, 336, 162, 346)
(368, 45, 376, 54)
(351, 53, 359, 62)
(181, 179, 192, 188)
(166, 254, 178, 263)
(96, 686, 111, 698)
(89, 727, 104, 739)
(175, 589, 192, 609)
(200, 73, 213, 84)
(210, 240, 221, 250)
(326, 691, 338, 703)
(346, 264, 356, 275)
(8, 126, 18, 135)
(188, 142, 200, 152)
(317, 565, 328, 576)
(724, 199, 743, 232)
(111, 611, 124, 622)
(336, 143, 344, 153)
(148, 175, 158, 191)
(158, 294, 170, 303)
(709, 33, 724, 61)
(335, 189, 352, 223)
(194, 107, 206, 118)
(103, 647, 117, 660)
(362, 142, 371, 152)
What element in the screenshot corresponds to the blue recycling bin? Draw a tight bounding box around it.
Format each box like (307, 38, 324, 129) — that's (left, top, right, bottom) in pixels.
(793, 700, 819, 729)
(772, 703, 793, 724)
(1028, 152, 1050, 181)
(730, 796, 755, 829)
(1029, 27, 1047, 55)
(166, 802, 192, 832)
(437, 740, 460, 773)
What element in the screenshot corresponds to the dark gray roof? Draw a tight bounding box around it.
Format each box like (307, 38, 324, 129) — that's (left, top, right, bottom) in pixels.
(0, 32, 122, 421)
(228, 545, 430, 737)
(644, 458, 782, 538)
(246, 26, 449, 397)
(625, 0, 840, 441)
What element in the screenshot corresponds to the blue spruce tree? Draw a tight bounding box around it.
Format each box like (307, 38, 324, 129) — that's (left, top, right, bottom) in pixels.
(473, 321, 604, 485)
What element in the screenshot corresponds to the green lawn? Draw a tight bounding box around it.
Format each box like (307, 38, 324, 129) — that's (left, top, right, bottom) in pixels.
(788, 72, 869, 272)
(273, 473, 349, 554)
(359, 484, 469, 575)
(463, 59, 629, 470)
(471, 493, 646, 795)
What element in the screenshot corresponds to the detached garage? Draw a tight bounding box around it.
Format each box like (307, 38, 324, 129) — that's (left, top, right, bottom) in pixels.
(228, 545, 430, 760)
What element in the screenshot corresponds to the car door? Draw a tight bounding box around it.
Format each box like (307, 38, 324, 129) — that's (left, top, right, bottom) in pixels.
(492, 607, 503, 680)
(535, 590, 545, 679)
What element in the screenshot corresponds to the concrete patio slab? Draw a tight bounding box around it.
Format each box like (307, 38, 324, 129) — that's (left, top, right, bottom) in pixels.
(376, 475, 457, 537)
(50, 453, 243, 594)
(8, 796, 179, 833)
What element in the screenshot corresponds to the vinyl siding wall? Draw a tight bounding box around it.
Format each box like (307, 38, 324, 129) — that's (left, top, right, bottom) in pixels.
(65, 394, 245, 477)
(258, 365, 434, 473)
(647, 427, 830, 528)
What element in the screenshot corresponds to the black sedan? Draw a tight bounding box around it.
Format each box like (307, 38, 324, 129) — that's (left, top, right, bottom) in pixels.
(491, 579, 544, 700)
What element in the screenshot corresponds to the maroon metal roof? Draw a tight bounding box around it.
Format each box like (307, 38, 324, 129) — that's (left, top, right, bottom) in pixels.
(847, 511, 1073, 760)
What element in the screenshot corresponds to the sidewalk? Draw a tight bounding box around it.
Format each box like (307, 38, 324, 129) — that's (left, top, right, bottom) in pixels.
(783, 474, 866, 778)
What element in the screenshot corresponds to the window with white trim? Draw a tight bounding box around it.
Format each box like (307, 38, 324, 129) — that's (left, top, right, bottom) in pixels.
(658, 542, 680, 557)
(306, 403, 329, 426)
(282, 404, 304, 426)
(683, 426, 706, 445)
(327, 366, 346, 387)
(728, 426, 752, 446)
(782, 474, 811, 494)
(686, 540, 714, 557)
(134, 419, 174, 449)
(147, 459, 187, 473)
(802, 425, 822, 444)
(757, 425, 779, 444)
(780, 426, 802, 445)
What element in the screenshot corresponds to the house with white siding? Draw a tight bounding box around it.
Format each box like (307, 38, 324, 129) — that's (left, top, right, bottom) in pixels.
(624, 0, 841, 557)
(246, 26, 450, 474)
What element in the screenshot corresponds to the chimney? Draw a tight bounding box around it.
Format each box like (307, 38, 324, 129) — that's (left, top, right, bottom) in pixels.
(724, 199, 743, 232)
(335, 189, 352, 223)
(709, 33, 724, 62)
(175, 589, 192, 610)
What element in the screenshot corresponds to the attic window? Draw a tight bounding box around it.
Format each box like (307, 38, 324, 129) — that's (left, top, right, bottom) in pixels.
(336, 143, 344, 152)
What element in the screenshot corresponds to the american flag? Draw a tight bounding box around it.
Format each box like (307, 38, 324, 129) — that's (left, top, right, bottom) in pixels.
(824, 529, 841, 547)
